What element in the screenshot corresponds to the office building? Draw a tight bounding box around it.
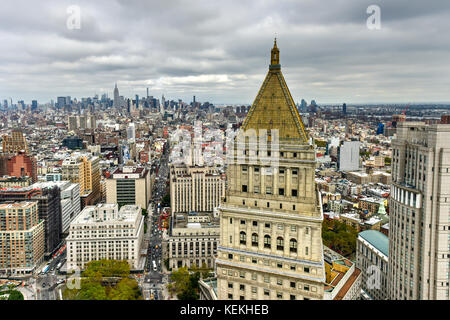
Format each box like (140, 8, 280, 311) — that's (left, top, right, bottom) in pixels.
(0, 201, 45, 275)
(66, 203, 144, 271)
(216, 41, 326, 300)
(32, 181, 81, 234)
(170, 164, 225, 214)
(357, 230, 389, 300)
(389, 122, 450, 300)
(168, 212, 219, 269)
(106, 166, 151, 210)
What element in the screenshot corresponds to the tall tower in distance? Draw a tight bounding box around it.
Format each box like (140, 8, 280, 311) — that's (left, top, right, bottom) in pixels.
(113, 83, 120, 108)
(389, 122, 450, 300)
(216, 40, 325, 300)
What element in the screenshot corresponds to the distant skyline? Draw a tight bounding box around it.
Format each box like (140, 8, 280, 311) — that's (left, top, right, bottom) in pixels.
(1, 0, 450, 105)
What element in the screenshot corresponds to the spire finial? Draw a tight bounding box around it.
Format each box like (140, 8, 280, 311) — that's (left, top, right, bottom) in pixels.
(270, 38, 280, 67)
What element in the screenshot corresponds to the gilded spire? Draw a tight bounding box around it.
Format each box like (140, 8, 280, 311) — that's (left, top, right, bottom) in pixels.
(270, 37, 280, 67)
(241, 40, 309, 143)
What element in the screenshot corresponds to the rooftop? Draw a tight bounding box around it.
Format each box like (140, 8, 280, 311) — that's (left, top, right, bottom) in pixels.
(359, 230, 389, 257)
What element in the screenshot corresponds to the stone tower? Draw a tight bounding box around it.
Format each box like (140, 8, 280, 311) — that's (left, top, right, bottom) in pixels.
(216, 40, 325, 300)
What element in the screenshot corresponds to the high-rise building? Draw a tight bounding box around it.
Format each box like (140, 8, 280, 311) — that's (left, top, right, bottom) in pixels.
(2, 130, 29, 154)
(216, 40, 326, 300)
(62, 153, 101, 205)
(0, 185, 62, 258)
(31, 100, 38, 111)
(106, 166, 152, 210)
(389, 122, 450, 300)
(170, 164, 225, 214)
(57, 97, 66, 108)
(113, 83, 120, 108)
(32, 181, 81, 234)
(343, 103, 347, 115)
(66, 204, 144, 271)
(337, 141, 360, 172)
(0, 201, 45, 275)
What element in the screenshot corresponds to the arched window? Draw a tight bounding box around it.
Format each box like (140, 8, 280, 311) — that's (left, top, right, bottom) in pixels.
(277, 237, 284, 251)
(290, 239, 297, 253)
(240, 231, 246, 245)
(252, 233, 258, 247)
(264, 235, 271, 249)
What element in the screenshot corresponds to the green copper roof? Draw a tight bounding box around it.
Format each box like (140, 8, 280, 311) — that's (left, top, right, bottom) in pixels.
(359, 230, 389, 257)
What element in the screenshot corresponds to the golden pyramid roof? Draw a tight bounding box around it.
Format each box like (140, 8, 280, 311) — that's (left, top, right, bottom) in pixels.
(241, 39, 309, 143)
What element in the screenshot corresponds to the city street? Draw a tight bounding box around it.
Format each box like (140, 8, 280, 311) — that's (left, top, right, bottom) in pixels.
(142, 144, 169, 300)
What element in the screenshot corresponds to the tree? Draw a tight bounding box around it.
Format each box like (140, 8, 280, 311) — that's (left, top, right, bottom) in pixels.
(7, 290, 24, 300)
(64, 259, 142, 300)
(322, 219, 358, 257)
(170, 267, 200, 300)
(162, 193, 170, 207)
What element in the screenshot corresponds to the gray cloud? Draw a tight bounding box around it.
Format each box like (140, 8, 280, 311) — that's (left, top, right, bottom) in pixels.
(1, 0, 450, 104)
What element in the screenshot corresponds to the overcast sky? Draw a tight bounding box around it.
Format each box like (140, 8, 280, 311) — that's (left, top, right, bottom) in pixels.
(1, 0, 450, 105)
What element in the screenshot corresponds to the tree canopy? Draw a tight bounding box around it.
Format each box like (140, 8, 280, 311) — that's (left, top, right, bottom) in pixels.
(64, 259, 142, 300)
(322, 219, 358, 258)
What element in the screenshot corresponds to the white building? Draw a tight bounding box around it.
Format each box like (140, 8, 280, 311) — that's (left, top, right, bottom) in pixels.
(66, 203, 144, 271)
(31, 181, 81, 233)
(338, 141, 360, 172)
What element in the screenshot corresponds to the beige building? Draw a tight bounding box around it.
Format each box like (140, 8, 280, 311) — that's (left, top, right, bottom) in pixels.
(389, 122, 450, 300)
(0, 201, 45, 275)
(216, 41, 326, 300)
(106, 166, 151, 210)
(170, 164, 225, 213)
(66, 203, 144, 271)
(168, 212, 219, 270)
(2, 130, 28, 154)
(62, 153, 100, 204)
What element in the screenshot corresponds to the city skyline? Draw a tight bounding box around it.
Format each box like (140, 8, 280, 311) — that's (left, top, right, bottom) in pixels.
(2, 1, 450, 104)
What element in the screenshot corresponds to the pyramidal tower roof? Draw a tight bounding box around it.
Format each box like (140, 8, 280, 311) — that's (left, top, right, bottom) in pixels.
(241, 39, 309, 143)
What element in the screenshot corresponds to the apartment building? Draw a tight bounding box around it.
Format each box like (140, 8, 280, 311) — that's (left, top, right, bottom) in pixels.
(62, 153, 100, 205)
(0, 202, 45, 275)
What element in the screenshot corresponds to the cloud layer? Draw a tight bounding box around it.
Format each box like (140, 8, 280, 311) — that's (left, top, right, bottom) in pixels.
(1, 0, 450, 105)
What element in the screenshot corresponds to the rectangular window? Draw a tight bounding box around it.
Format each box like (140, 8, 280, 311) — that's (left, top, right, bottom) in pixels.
(292, 189, 298, 197)
(279, 188, 285, 195)
(242, 185, 248, 192)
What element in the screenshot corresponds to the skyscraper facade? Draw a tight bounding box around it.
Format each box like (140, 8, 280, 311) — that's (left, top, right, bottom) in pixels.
(389, 122, 450, 300)
(113, 83, 120, 108)
(216, 41, 326, 300)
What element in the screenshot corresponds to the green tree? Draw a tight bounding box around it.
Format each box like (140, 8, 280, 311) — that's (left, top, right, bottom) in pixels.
(77, 281, 108, 300)
(162, 193, 170, 207)
(7, 290, 24, 300)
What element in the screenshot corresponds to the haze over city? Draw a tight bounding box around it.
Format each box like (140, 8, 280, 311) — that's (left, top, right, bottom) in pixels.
(2, 0, 450, 104)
